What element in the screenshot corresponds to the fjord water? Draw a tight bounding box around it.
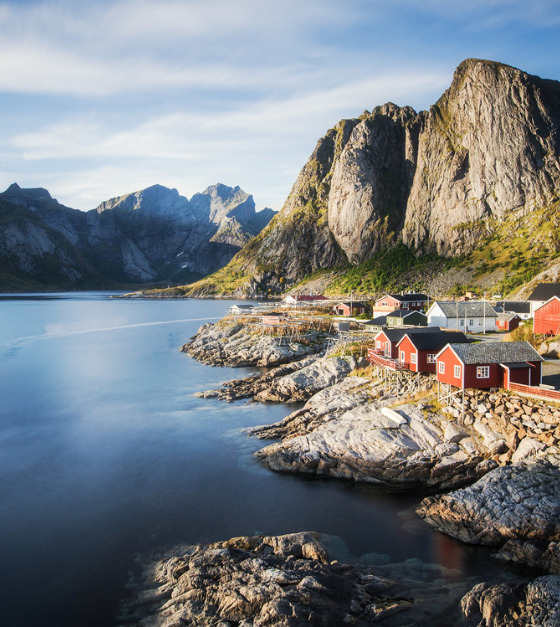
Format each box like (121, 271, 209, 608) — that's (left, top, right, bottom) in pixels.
(0, 294, 501, 627)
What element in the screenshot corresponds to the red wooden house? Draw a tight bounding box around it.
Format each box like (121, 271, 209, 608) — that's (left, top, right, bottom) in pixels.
(333, 301, 366, 316)
(396, 331, 469, 373)
(534, 296, 560, 336)
(373, 327, 438, 359)
(496, 313, 521, 332)
(375, 293, 428, 311)
(436, 341, 543, 390)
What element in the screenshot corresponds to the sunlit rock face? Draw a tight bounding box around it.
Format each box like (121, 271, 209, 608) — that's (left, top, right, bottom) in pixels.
(227, 59, 560, 291)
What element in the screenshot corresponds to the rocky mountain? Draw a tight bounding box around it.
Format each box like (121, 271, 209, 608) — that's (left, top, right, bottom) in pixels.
(0, 183, 276, 291)
(185, 59, 560, 297)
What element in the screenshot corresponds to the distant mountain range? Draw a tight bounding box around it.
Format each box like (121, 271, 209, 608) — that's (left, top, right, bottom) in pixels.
(0, 182, 276, 291)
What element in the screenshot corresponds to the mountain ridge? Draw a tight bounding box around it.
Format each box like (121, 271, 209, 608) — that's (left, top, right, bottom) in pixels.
(0, 182, 276, 291)
(168, 58, 560, 299)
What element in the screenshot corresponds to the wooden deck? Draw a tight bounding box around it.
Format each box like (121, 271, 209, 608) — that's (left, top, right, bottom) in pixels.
(367, 349, 410, 371)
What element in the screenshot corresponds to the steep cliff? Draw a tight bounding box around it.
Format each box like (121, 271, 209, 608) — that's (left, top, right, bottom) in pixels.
(187, 59, 560, 296)
(0, 183, 275, 291)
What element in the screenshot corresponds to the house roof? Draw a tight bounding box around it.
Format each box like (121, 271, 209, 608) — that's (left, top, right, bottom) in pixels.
(364, 314, 391, 326)
(431, 301, 498, 318)
(443, 341, 543, 364)
(527, 283, 560, 302)
(284, 294, 328, 302)
(497, 312, 520, 322)
(496, 301, 531, 315)
(398, 331, 470, 351)
(336, 301, 366, 308)
(378, 327, 439, 343)
(387, 309, 426, 319)
(379, 293, 428, 302)
(535, 295, 560, 313)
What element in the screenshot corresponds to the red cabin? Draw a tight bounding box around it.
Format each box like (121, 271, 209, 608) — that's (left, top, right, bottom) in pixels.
(496, 313, 521, 332)
(375, 293, 428, 311)
(396, 331, 469, 373)
(534, 296, 560, 336)
(436, 341, 543, 390)
(373, 327, 441, 360)
(333, 301, 366, 316)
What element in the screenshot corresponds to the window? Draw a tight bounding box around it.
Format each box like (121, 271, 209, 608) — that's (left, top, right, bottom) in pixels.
(439, 361, 445, 374)
(427, 354, 436, 363)
(400, 351, 405, 363)
(384, 342, 389, 354)
(411, 353, 417, 364)
(397, 319, 402, 325)
(376, 340, 381, 349)
(477, 366, 490, 378)
(460, 318, 464, 326)
(454, 365, 461, 378)
(469, 319, 474, 326)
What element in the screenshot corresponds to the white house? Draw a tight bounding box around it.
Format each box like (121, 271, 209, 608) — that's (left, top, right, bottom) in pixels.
(426, 301, 498, 333)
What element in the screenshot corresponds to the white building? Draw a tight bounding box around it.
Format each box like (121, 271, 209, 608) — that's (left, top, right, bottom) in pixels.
(426, 301, 498, 333)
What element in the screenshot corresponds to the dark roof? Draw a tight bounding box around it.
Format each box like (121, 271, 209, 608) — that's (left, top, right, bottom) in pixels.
(497, 301, 531, 315)
(379, 327, 440, 343)
(527, 283, 560, 302)
(364, 314, 390, 326)
(432, 301, 498, 318)
(445, 341, 543, 364)
(383, 293, 428, 302)
(336, 301, 366, 308)
(387, 309, 426, 319)
(399, 331, 470, 351)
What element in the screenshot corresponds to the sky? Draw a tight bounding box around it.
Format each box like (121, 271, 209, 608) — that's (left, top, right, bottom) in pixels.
(0, 0, 559, 212)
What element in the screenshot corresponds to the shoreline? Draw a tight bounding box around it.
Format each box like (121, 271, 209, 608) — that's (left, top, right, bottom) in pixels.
(163, 316, 560, 625)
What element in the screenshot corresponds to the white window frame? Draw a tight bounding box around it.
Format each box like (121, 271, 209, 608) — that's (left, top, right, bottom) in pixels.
(476, 366, 490, 379)
(454, 365, 461, 378)
(400, 351, 406, 363)
(411, 353, 417, 364)
(469, 319, 474, 326)
(460, 318, 464, 326)
(427, 354, 436, 363)
(376, 340, 381, 349)
(438, 361, 445, 374)
(397, 318, 402, 325)
(477, 366, 490, 379)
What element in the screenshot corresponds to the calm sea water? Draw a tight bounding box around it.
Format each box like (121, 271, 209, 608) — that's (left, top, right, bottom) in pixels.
(0, 293, 513, 626)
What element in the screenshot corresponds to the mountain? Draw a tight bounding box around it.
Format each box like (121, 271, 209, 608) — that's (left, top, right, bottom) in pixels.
(179, 59, 560, 298)
(0, 183, 276, 291)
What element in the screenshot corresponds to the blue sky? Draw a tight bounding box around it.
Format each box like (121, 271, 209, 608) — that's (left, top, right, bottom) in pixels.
(0, 0, 559, 212)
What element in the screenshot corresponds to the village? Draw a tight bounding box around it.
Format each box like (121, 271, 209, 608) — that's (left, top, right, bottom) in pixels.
(225, 282, 560, 405)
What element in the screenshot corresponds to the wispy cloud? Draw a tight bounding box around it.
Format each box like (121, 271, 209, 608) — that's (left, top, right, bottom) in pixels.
(0, 0, 559, 211)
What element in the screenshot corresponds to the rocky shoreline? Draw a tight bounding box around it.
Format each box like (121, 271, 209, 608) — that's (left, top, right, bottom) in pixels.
(175, 319, 560, 624)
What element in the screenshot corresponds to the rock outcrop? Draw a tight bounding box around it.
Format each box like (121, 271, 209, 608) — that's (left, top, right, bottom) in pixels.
(125, 532, 484, 627)
(197, 352, 361, 403)
(461, 576, 560, 627)
(182, 320, 329, 368)
(416, 456, 560, 574)
(0, 183, 276, 290)
(204, 59, 560, 294)
(251, 383, 507, 488)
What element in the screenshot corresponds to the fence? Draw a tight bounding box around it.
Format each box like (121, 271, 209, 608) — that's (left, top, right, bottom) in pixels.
(508, 382, 560, 401)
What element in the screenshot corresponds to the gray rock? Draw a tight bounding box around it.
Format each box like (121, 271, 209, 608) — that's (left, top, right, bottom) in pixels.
(461, 576, 560, 627)
(511, 437, 547, 462)
(416, 456, 560, 546)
